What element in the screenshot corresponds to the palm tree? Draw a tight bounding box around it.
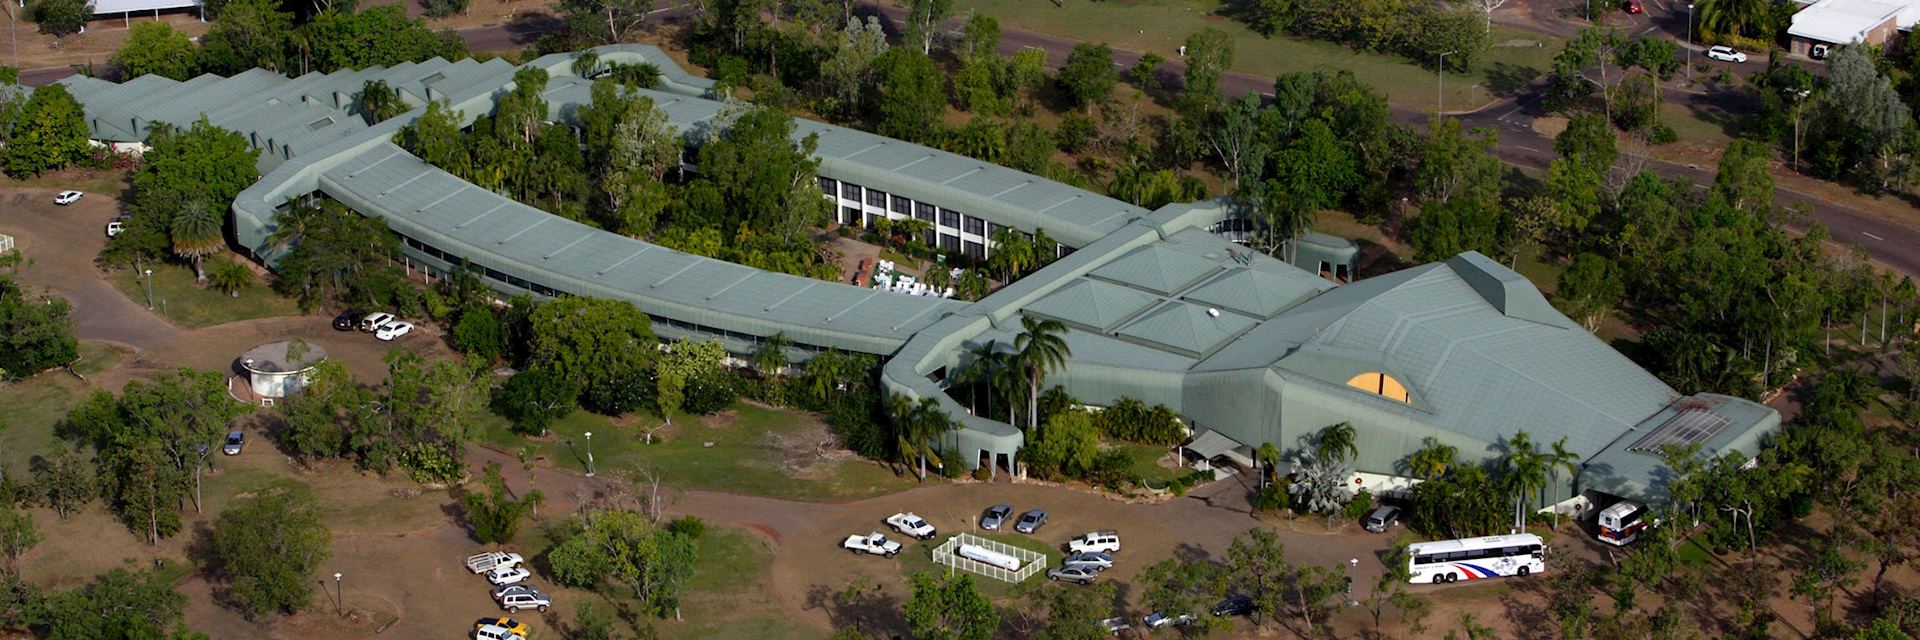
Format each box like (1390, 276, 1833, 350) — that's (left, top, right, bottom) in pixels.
(1501, 431, 1548, 531)
(956, 269, 992, 301)
(889, 394, 949, 480)
(1406, 437, 1457, 481)
(804, 348, 852, 403)
(1032, 227, 1058, 266)
(1543, 437, 1581, 530)
(988, 227, 1034, 280)
(1315, 422, 1358, 464)
(170, 199, 224, 282)
(572, 50, 601, 78)
(1014, 316, 1071, 432)
(1257, 442, 1283, 488)
(958, 340, 1002, 415)
(751, 332, 791, 377)
(206, 258, 253, 297)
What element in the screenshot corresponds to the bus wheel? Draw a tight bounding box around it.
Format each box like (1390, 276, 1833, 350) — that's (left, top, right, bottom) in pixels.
(1445, 573, 1458, 583)
(1432, 575, 1446, 585)
(1518, 567, 1530, 577)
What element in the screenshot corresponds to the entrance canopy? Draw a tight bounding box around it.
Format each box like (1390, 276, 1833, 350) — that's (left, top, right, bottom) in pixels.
(1184, 430, 1255, 468)
(92, 0, 198, 14)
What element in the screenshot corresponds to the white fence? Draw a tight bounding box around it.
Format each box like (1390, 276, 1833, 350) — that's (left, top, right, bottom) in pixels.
(0, 234, 13, 254)
(932, 533, 1047, 584)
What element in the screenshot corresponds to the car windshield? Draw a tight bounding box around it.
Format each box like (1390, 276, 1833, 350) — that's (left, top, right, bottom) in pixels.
(227, 433, 242, 444)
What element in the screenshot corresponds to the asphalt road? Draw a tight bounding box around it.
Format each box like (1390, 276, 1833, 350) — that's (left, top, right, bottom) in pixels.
(18, 1, 1917, 278)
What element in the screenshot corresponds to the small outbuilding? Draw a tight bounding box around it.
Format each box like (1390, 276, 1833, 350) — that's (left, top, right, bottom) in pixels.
(235, 340, 326, 405)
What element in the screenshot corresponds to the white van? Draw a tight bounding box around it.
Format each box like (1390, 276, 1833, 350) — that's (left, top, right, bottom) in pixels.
(359, 312, 396, 332)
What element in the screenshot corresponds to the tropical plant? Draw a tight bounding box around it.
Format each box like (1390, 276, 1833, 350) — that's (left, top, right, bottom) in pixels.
(890, 394, 950, 479)
(1543, 437, 1580, 530)
(1404, 437, 1457, 480)
(1502, 431, 1548, 530)
(1014, 316, 1071, 432)
(206, 258, 253, 297)
(751, 332, 791, 377)
(170, 199, 225, 282)
(957, 340, 1003, 416)
(1288, 451, 1356, 527)
(1314, 422, 1358, 464)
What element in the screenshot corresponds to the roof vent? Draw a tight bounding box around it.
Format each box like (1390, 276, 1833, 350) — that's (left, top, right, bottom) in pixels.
(1207, 308, 1220, 318)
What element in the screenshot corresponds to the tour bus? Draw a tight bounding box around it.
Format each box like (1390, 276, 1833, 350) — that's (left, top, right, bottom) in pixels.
(1596, 500, 1648, 546)
(1406, 533, 1545, 584)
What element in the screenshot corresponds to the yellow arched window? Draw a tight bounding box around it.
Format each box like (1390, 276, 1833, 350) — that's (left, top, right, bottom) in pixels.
(1346, 372, 1410, 403)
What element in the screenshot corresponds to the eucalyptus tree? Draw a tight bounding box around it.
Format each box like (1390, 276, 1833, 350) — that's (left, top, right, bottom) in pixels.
(1014, 316, 1071, 432)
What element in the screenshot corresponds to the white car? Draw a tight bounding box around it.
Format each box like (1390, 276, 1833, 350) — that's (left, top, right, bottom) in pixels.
(1705, 46, 1747, 63)
(485, 565, 531, 586)
(474, 625, 525, 640)
(376, 321, 413, 341)
(466, 551, 523, 574)
(53, 190, 82, 205)
(1068, 530, 1121, 554)
(886, 512, 936, 540)
(1099, 617, 1132, 635)
(842, 532, 903, 557)
(105, 216, 129, 237)
(358, 311, 395, 332)
(498, 590, 551, 613)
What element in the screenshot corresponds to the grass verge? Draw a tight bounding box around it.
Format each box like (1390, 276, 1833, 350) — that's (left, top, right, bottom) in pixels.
(107, 262, 302, 329)
(960, 0, 1559, 110)
(0, 342, 126, 470)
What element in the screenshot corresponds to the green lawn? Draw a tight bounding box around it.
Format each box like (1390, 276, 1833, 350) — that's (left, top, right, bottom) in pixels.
(107, 262, 302, 328)
(667, 525, 818, 640)
(482, 402, 921, 501)
(1115, 442, 1184, 488)
(0, 342, 126, 470)
(959, 0, 1560, 110)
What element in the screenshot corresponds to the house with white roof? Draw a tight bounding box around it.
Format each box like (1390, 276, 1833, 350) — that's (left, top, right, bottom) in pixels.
(1788, 0, 1919, 56)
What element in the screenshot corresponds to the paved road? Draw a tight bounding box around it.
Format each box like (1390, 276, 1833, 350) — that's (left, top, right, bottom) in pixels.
(0, 189, 183, 352)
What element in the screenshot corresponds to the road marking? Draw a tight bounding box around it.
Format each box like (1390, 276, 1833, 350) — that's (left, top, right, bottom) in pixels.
(1501, 108, 1522, 118)
(1640, 26, 1658, 35)
(1864, 232, 1884, 241)
(1515, 146, 1541, 153)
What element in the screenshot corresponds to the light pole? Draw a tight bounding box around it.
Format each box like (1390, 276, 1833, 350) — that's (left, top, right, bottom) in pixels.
(332, 572, 342, 617)
(1436, 50, 1458, 114)
(1685, 4, 1695, 82)
(142, 269, 153, 309)
(583, 431, 595, 477)
(1346, 558, 1359, 606)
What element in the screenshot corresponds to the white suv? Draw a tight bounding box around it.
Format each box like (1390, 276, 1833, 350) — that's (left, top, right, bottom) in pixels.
(474, 625, 525, 640)
(499, 590, 551, 613)
(1068, 530, 1121, 554)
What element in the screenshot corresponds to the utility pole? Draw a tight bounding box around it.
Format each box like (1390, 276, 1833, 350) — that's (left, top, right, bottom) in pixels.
(143, 269, 154, 309)
(332, 572, 343, 617)
(1436, 51, 1458, 114)
(1686, 4, 1695, 82)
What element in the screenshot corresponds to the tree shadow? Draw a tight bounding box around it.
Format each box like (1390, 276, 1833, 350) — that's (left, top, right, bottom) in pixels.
(1481, 62, 1543, 98)
(503, 12, 566, 46)
(804, 580, 905, 637)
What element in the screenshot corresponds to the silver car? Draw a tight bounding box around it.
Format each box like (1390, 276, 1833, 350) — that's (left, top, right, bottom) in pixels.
(1014, 509, 1048, 534)
(981, 504, 1012, 530)
(1047, 565, 1100, 584)
(1061, 551, 1115, 571)
(222, 431, 245, 456)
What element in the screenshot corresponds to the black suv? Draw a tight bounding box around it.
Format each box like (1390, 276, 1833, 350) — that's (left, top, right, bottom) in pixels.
(331, 310, 363, 331)
(1211, 596, 1255, 617)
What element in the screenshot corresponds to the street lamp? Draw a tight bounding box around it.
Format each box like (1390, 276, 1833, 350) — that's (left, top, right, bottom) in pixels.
(142, 269, 153, 309)
(1436, 51, 1458, 114)
(332, 572, 342, 617)
(1681, 4, 1697, 81)
(583, 431, 595, 477)
(1346, 558, 1359, 605)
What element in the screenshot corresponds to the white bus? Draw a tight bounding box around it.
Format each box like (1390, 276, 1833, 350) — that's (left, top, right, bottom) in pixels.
(1406, 533, 1545, 584)
(1596, 501, 1647, 546)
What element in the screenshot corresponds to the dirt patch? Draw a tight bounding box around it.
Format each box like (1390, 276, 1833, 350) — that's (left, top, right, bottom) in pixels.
(697, 408, 738, 429)
(1531, 114, 1570, 138)
(764, 413, 859, 479)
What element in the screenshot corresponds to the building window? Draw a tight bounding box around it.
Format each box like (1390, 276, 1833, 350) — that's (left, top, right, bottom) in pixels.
(891, 195, 910, 213)
(988, 222, 1004, 238)
(963, 240, 984, 258)
(940, 209, 960, 228)
(818, 177, 837, 194)
(963, 216, 984, 236)
(843, 206, 860, 226)
(842, 183, 862, 199)
(940, 233, 960, 252)
(916, 201, 936, 222)
(1346, 372, 1410, 403)
(866, 188, 885, 206)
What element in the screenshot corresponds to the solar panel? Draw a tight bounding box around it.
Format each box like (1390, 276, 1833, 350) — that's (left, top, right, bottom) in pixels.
(1627, 409, 1730, 453)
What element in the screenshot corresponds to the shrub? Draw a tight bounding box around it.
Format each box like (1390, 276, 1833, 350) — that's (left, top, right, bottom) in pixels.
(581, 364, 650, 415)
(399, 443, 463, 485)
(1254, 483, 1290, 512)
(1343, 490, 1374, 522)
(449, 308, 505, 363)
(1083, 449, 1133, 489)
(681, 370, 738, 415)
(1092, 397, 1185, 445)
(1647, 122, 1677, 145)
(666, 516, 705, 540)
(972, 467, 991, 481)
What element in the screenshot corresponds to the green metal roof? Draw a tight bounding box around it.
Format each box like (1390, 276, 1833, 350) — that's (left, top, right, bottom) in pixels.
(1183, 266, 1324, 318)
(1114, 302, 1257, 358)
(1022, 279, 1162, 332)
(1089, 245, 1223, 295)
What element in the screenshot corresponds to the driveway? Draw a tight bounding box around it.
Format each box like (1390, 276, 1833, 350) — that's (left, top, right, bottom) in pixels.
(0, 187, 183, 352)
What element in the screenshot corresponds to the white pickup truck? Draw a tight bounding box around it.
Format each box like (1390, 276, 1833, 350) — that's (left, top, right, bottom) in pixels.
(886, 512, 937, 540)
(1068, 530, 1121, 554)
(842, 532, 903, 557)
(465, 551, 524, 574)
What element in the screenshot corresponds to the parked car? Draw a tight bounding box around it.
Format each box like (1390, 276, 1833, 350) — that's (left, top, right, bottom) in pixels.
(1061, 551, 1115, 571)
(1014, 509, 1048, 534)
(105, 215, 130, 237)
(490, 584, 543, 602)
(376, 321, 413, 341)
(1145, 611, 1197, 628)
(1099, 617, 1132, 635)
(499, 590, 551, 613)
(1623, 0, 1642, 12)
(222, 430, 244, 456)
(474, 624, 525, 640)
(887, 512, 936, 540)
(981, 504, 1013, 531)
(465, 551, 524, 574)
(332, 310, 363, 331)
(1046, 565, 1101, 584)
(53, 191, 82, 205)
(1364, 505, 1402, 532)
(473, 618, 530, 637)
(1068, 530, 1121, 554)
(486, 565, 531, 586)
(842, 532, 903, 557)
(359, 312, 395, 332)
(1210, 596, 1256, 617)
(1706, 46, 1748, 63)
(1811, 43, 1830, 59)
